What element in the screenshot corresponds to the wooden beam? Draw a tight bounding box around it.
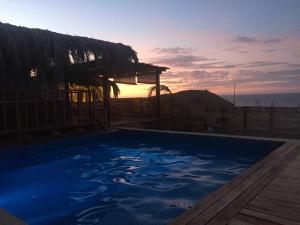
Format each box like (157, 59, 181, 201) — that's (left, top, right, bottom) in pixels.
(155, 71, 161, 118)
(103, 74, 110, 126)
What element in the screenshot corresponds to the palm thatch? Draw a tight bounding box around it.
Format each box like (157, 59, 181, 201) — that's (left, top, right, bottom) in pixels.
(0, 22, 138, 89)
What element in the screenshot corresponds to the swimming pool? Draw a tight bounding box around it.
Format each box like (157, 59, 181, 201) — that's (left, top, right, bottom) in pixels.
(0, 130, 283, 225)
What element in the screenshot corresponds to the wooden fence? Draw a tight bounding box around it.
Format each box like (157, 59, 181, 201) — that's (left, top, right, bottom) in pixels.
(2, 92, 299, 139)
(109, 98, 300, 137)
(165, 106, 300, 137)
(207, 106, 300, 136)
(111, 98, 155, 120)
(0, 89, 101, 138)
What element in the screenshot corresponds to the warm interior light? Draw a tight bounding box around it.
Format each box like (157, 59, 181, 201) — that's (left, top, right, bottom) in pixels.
(29, 68, 38, 78)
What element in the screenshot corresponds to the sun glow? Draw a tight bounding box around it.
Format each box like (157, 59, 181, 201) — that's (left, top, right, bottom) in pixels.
(118, 83, 153, 98)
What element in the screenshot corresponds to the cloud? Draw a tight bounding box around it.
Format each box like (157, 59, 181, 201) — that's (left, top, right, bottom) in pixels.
(196, 62, 236, 69)
(223, 46, 251, 54)
(0, 0, 38, 12)
(233, 36, 258, 43)
(161, 67, 300, 94)
(232, 36, 283, 45)
(242, 61, 285, 68)
(262, 49, 279, 53)
(289, 63, 300, 68)
(263, 38, 283, 44)
(152, 54, 211, 68)
(154, 47, 194, 55)
(162, 70, 233, 90)
(156, 57, 287, 69)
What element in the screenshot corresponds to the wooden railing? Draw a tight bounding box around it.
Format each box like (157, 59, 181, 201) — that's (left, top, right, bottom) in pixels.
(109, 97, 300, 137)
(110, 98, 155, 120)
(0, 89, 102, 138)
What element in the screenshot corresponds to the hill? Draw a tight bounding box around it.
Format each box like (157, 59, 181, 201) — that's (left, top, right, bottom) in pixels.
(161, 90, 234, 108)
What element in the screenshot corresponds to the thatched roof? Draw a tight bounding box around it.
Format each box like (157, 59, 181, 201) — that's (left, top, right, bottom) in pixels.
(66, 61, 168, 85)
(0, 22, 147, 89)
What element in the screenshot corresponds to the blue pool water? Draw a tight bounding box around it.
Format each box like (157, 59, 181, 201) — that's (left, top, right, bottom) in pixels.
(0, 130, 282, 225)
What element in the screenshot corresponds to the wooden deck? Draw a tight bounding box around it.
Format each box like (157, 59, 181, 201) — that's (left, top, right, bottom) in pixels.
(170, 140, 300, 225)
(0, 209, 27, 225)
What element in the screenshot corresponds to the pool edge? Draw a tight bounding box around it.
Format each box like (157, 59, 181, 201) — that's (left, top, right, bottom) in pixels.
(168, 140, 299, 225)
(118, 127, 294, 142)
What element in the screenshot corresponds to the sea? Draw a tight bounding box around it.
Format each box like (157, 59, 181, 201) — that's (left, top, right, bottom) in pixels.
(222, 93, 300, 107)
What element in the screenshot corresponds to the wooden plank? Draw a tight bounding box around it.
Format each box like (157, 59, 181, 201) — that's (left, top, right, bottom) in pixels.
(62, 90, 66, 125)
(278, 170, 300, 179)
(203, 143, 299, 225)
(266, 176, 300, 190)
(257, 189, 300, 205)
(92, 91, 97, 121)
(85, 90, 89, 119)
(23, 91, 27, 130)
(170, 142, 295, 225)
(229, 218, 254, 225)
(243, 107, 248, 131)
(246, 199, 300, 221)
(2, 90, 7, 129)
(15, 90, 22, 140)
(53, 90, 58, 126)
(0, 209, 27, 225)
(34, 90, 40, 129)
(70, 92, 74, 124)
(45, 90, 49, 126)
(78, 91, 82, 124)
(254, 195, 300, 211)
(241, 208, 300, 225)
(229, 214, 278, 225)
(269, 106, 274, 133)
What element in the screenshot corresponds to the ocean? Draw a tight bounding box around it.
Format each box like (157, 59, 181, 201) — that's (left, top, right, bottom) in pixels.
(222, 93, 300, 107)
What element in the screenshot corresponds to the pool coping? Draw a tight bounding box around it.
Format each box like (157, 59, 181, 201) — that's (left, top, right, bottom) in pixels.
(118, 127, 299, 225)
(118, 127, 294, 142)
(0, 208, 27, 225)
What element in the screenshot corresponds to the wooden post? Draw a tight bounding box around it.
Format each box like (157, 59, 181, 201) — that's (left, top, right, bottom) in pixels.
(64, 82, 70, 122)
(78, 91, 82, 125)
(2, 90, 7, 129)
(62, 90, 66, 125)
(269, 106, 274, 132)
(155, 71, 161, 118)
(15, 91, 22, 141)
(92, 90, 97, 122)
(86, 91, 90, 121)
(70, 92, 74, 124)
(44, 90, 49, 127)
(24, 91, 28, 131)
(35, 90, 40, 129)
(243, 106, 248, 132)
(222, 106, 225, 130)
(103, 74, 110, 126)
(53, 90, 58, 126)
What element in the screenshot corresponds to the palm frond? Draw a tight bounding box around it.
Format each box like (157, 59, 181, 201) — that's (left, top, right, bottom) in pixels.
(109, 81, 120, 98)
(148, 85, 172, 97)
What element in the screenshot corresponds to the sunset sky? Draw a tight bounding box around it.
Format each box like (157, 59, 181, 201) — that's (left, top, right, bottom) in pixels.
(1, 0, 300, 97)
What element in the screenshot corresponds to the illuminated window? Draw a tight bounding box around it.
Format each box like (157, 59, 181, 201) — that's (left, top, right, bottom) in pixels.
(29, 68, 38, 78)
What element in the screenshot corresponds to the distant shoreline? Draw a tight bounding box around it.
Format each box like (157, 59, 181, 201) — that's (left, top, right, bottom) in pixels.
(222, 92, 300, 107)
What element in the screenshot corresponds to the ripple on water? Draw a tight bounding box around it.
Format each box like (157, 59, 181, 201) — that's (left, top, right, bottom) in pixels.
(112, 156, 143, 162)
(0, 132, 264, 225)
(112, 178, 134, 186)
